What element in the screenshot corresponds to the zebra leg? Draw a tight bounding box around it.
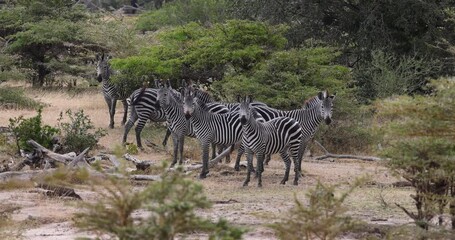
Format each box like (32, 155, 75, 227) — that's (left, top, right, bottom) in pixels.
(243, 149, 254, 187)
(110, 98, 118, 129)
(256, 152, 265, 187)
(134, 118, 148, 150)
(291, 147, 301, 186)
(122, 107, 138, 145)
(162, 128, 171, 147)
(265, 154, 271, 165)
(104, 95, 115, 128)
(121, 99, 128, 126)
(200, 142, 210, 179)
(234, 144, 245, 171)
(178, 135, 185, 165)
(279, 149, 291, 185)
(298, 140, 309, 174)
(170, 133, 179, 167)
(223, 145, 231, 163)
(211, 143, 217, 160)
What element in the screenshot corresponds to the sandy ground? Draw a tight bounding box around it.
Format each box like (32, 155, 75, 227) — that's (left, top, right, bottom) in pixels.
(0, 88, 416, 239)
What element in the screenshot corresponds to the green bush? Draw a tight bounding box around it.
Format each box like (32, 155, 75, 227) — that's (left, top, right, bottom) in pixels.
(8, 108, 59, 153)
(57, 109, 107, 154)
(74, 165, 245, 239)
(112, 20, 287, 83)
(0, 87, 41, 109)
(136, 0, 231, 32)
(212, 47, 348, 109)
(269, 179, 362, 240)
(376, 78, 455, 229)
(354, 50, 441, 102)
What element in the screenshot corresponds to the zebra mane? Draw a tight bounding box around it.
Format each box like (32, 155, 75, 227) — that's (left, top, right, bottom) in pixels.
(302, 96, 317, 109)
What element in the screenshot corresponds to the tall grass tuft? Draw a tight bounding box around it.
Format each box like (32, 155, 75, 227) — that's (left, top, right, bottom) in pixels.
(74, 163, 245, 239)
(0, 87, 41, 110)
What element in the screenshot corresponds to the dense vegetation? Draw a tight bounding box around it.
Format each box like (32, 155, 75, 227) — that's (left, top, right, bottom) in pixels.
(1, 0, 455, 234)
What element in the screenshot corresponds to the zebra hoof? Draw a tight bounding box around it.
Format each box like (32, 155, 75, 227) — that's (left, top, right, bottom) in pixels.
(242, 181, 249, 187)
(199, 171, 209, 179)
(234, 166, 240, 171)
(258, 183, 262, 188)
(293, 181, 299, 186)
(280, 180, 287, 185)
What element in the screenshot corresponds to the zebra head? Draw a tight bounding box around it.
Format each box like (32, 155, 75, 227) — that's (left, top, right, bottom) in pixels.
(183, 86, 196, 120)
(317, 90, 336, 125)
(157, 80, 171, 108)
(239, 95, 253, 125)
(96, 53, 110, 82)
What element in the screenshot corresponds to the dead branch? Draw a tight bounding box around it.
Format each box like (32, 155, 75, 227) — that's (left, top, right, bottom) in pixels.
(313, 140, 381, 161)
(123, 153, 154, 170)
(395, 203, 418, 220)
(0, 169, 57, 182)
(68, 147, 90, 168)
(214, 199, 239, 204)
(129, 174, 161, 181)
(26, 140, 74, 166)
(35, 182, 82, 200)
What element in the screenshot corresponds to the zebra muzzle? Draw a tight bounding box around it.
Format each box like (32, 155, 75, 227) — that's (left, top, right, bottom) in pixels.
(96, 75, 102, 82)
(325, 117, 332, 125)
(240, 116, 247, 125)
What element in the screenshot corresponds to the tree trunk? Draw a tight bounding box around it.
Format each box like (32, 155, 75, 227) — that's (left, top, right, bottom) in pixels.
(34, 64, 48, 87)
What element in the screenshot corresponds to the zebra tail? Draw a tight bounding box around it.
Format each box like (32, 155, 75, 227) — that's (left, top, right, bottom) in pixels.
(131, 86, 147, 105)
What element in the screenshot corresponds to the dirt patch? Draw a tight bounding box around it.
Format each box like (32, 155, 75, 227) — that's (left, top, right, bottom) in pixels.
(0, 89, 415, 239)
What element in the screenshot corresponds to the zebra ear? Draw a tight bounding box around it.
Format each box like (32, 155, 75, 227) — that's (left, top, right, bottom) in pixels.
(181, 79, 186, 88)
(166, 79, 172, 89)
(330, 92, 336, 100)
(154, 79, 160, 88)
(236, 95, 241, 103)
(247, 95, 253, 103)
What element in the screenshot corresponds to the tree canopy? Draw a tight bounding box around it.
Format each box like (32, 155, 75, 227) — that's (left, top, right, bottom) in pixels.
(0, 0, 102, 86)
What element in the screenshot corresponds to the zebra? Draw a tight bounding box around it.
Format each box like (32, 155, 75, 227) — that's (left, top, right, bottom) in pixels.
(183, 86, 243, 179)
(123, 80, 222, 150)
(235, 91, 336, 172)
(156, 80, 231, 166)
(239, 96, 303, 187)
(96, 53, 130, 129)
(122, 86, 166, 149)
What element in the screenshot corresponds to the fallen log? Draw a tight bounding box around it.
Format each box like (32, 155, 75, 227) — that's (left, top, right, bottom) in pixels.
(313, 141, 382, 161)
(123, 153, 154, 170)
(35, 182, 82, 200)
(26, 140, 74, 164)
(129, 174, 161, 181)
(0, 169, 57, 182)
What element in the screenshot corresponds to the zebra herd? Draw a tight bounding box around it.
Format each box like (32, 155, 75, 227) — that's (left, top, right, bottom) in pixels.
(96, 53, 336, 187)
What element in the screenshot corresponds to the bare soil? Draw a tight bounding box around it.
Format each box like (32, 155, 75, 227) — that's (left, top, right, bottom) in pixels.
(0, 88, 415, 239)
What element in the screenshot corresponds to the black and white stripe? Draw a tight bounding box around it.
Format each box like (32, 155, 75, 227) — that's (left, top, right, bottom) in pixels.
(239, 96, 303, 187)
(183, 87, 243, 179)
(234, 91, 335, 170)
(122, 86, 166, 149)
(96, 53, 129, 129)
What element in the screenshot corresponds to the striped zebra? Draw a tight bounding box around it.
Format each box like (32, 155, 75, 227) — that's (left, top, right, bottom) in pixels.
(122, 86, 166, 149)
(183, 86, 243, 179)
(239, 96, 303, 187)
(235, 91, 336, 172)
(96, 53, 129, 129)
(123, 81, 219, 150)
(157, 81, 230, 166)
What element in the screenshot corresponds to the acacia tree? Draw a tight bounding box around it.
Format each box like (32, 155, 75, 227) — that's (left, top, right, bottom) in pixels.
(0, 0, 103, 87)
(376, 79, 455, 229)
